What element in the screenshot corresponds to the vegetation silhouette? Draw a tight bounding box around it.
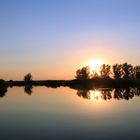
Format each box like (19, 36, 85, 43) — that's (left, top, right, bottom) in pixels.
(75, 62, 140, 80)
(0, 62, 139, 102)
(0, 79, 8, 97)
(1, 85, 140, 101)
(24, 73, 32, 82)
(24, 86, 33, 95)
(135, 66, 140, 79)
(112, 64, 122, 79)
(100, 64, 111, 78)
(122, 63, 133, 80)
(77, 87, 140, 101)
(75, 66, 90, 79)
(0, 62, 140, 97)
(77, 89, 91, 99)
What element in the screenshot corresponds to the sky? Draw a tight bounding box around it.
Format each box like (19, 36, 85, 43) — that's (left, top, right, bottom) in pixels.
(0, 0, 140, 80)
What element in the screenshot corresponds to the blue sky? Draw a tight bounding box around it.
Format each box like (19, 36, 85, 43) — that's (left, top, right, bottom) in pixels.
(0, 0, 140, 80)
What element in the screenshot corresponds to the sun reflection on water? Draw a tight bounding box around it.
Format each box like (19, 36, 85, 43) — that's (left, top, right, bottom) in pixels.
(89, 90, 102, 100)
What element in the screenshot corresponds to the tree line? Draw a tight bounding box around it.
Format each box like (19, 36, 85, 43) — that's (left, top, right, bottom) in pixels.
(21, 63, 140, 81)
(75, 62, 140, 80)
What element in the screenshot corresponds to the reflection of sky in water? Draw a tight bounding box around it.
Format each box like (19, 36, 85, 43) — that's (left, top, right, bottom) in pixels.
(0, 87, 140, 140)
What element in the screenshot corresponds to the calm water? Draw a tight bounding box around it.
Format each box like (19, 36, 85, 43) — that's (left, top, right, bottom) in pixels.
(0, 86, 140, 140)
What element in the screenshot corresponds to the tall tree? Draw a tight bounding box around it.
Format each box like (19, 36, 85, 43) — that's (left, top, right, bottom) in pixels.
(112, 64, 122, 79)
(135, 66, 140, 79)
(24, 73, 32, 82)
(91, 70, 99, 79)
(100, 64, 111, 78)
(122, 63, 133, 80)
(75, 66, 90, 79)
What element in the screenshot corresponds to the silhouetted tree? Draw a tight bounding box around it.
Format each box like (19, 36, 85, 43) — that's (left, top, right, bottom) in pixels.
(91, 70, 99, 79)
(112, 64, 122, 79)
(135, 66, 140, 79)
(24, 73, 32, 82)
(75, 66, 90, 79)
(0, 79, 7, 97)
(122, 63, 133, 80)
(100, 64, 111, 78)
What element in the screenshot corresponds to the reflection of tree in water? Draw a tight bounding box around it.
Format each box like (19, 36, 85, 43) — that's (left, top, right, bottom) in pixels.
(77, 90, 91, 99)
(0, 87, 7, 97)
(76, 87, 140, 101)
(132, 87, 140, 96)
(113, 87, 140, 100)
(114, 87, 134, 100)
(77, 89, 113, 100)
(0, 85, 33, 98)
(24, 86, 33, 95)
(101, 89, 112, 100)
(0, 79, 8, 98)
(0, 85, 140, 101)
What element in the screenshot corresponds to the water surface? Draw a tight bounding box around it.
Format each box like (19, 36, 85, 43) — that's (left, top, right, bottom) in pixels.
(0, 86, 140, 140)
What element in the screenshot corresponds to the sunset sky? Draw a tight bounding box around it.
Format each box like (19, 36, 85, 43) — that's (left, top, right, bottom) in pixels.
(0, 0, 140, 80)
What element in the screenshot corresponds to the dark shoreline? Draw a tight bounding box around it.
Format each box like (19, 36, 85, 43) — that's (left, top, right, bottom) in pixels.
(0, 79, 140, 99)
(1, 78, 140, 89)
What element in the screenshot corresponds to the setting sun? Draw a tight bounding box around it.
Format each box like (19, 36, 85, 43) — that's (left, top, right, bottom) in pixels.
(87, 59, 103, 74)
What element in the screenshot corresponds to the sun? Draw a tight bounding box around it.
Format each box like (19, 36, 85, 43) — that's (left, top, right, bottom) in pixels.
(87, 59, 103, 74)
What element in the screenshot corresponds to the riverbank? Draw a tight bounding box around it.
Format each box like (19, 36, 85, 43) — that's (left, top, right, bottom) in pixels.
(0, 78, 140, 90)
